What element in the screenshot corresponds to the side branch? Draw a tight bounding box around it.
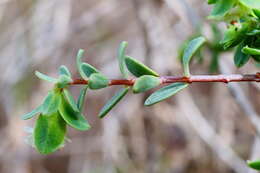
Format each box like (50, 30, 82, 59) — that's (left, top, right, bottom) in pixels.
(70, 73, 260, 86)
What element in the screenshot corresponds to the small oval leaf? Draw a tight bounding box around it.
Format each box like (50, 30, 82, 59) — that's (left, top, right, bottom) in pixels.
(77, 86, 88, 112)
(247, 160, 260, 170)
(42, 91, 62, 115)
(76, 49, 86, 79)
(34, 112, 66, 154)
(59, 93, 90, 131)
(242, 46, 260, 55)
(182, 37, 206, 76)
(35, 71, 57, 83)
(234, 43, 250, 68)
(125, 56, 159, 77)
(63, 89, 79, 112)
(117, 41, 129, 78)
(253, 9, 260, 19)
(208, 0, 236, 19)
(144, 83, 188, 106)
(59, 65, 71, 77)
(21, 105, 42, 120)
(133, 75, 161, 93)
(81, 63, 99, 79)
(88, 73, 109, 90)
(98, 87, 129, 118)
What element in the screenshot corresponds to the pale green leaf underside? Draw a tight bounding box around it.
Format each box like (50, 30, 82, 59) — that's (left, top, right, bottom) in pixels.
(59, 65, 71, 77)
(98, 87, 129, 118)
(21, 105, 42, 120)
(63, 89, 80, 112)
(144, 83, 188, 106)
(42, 91, 61, 115)
(35, 71, 57, 83)
(88, 73, 109, 90)
(34, 112, 66, 154)
(117, 41, 129, 78)
(76, 49, 86, 79)
(133, 75, 160, 93)
(77, 86, 88, 112)
(125, 56, 159, 77)
(182, 36, 206, 76)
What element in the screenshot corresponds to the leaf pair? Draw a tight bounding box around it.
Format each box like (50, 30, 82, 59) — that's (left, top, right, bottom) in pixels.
(117, 41, 159, 78)
(59, 90, 90, 131)
(22, 88, 90, 154)
(21, 89, 61, 120)
(36, 65, 73, 89)
(76, 49, 109, 89)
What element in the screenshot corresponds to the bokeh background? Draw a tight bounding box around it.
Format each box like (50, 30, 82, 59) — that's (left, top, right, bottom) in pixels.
(0, 0, 260, 172)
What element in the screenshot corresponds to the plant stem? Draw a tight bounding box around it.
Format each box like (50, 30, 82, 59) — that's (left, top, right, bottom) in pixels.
(70, 73, 260, 86)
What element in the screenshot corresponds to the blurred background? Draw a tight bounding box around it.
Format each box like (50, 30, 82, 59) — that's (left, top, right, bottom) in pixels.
(0, 0, 260, 172)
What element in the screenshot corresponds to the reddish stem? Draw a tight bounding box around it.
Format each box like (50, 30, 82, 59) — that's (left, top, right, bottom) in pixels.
(70, 73, 260, 86)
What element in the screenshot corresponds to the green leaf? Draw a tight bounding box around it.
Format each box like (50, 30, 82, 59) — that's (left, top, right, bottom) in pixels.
(59, 65, 71, 77)
(221, 23, 249, 49)
(21, 105, 42, 120)
(125, 56, 159, 77)
(242, 46, 260, 55)
(253, 9, 260, 19)
(63, 89, 79, 112)
(234, 43, 250, 67)
(59, 93, 90, 131)
(76, 49, 86, 79)
(34, 112, 66, 154)
(98, 87, 129, 118)
(133, 75, 161, 93)
(117, 41, 129, 78)
(182, 36, 206, 77)
(144, 83, 188, 106)
(208, 0, 217, 4)
(208, 0, 236, 19)
(246, 29, 260, 36)
(35, 71, 57, 83)
(88, 73, 109, 90)
(81, 63, 99, 79)
(56, 75, 72, 88)
(77, 86, 88, 112)
(247, 160, 260, 170)
(42, 91, 62, 115)
(239, 0, 260, 9)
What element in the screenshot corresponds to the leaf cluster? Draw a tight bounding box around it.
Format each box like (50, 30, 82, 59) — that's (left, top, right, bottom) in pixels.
(208, 0, 260, 68)
(22, 37, 205, 154)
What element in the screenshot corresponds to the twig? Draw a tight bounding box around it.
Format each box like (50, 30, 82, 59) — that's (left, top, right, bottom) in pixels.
(70, 73, 260, 85)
